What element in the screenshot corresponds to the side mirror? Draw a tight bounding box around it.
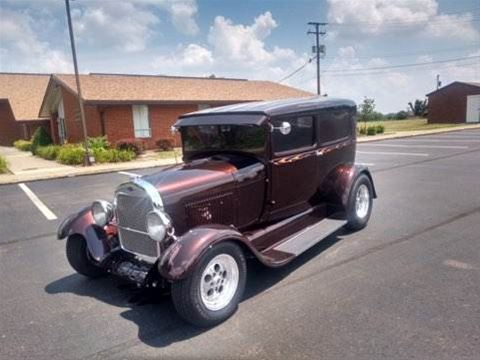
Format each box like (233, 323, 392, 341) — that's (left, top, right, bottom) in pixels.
(271, 121, 291, 135)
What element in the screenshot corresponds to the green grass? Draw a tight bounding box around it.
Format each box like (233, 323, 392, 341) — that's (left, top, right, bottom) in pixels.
(357, 118, 465, 135)
(0, 154, 8, 174)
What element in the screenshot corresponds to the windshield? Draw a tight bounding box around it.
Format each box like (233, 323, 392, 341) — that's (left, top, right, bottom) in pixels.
(181, 125, 266, 155)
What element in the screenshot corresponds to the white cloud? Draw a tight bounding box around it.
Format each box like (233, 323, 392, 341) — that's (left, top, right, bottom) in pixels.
(72, 2, 159, 52)
(164, 0, 199, 35)
(327, 0, 479, 41)
(153, 11, 306, 79)
(0, 8, 71, 72)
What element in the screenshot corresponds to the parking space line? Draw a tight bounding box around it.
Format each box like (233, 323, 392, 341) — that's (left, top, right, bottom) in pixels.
(359, 144, 468, 149)
(393, 139, 480, 143)
(357, 151, 429, 157)
(356, 162, 375, 166)
(18, 183, 57, 220)
(118, 171, 141, 177)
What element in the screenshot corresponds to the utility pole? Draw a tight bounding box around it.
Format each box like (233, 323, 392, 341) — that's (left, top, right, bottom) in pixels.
(65, 0, 91, 166)
(436, 74, 441, 90)
(308, 22, 327, 96)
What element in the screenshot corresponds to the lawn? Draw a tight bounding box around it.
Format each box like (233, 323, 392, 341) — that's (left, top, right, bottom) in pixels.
(358, 118, 465, 135)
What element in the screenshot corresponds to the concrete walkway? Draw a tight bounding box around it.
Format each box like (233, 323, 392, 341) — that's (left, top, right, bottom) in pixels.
(0, 146, 73, 176)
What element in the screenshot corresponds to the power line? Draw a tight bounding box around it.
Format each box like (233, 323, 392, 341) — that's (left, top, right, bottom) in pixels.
(322, 60, 479, 78)
(278, 56, 316, 83)
(323, 55, 480, 73)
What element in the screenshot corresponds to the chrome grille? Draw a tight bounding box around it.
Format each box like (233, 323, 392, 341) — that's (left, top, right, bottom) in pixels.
(115, 184, 158, 259)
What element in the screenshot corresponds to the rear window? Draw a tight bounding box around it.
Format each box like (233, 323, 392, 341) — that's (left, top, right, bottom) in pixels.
(272, 116, 315, 153)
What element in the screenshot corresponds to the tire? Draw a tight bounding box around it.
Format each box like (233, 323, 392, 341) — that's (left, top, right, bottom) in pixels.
(66, 235, 105, 278)
(346, 174, 373, 231)
(171, 242, 247, 327)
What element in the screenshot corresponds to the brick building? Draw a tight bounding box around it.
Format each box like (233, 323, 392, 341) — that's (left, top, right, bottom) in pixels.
(39, 73, 312, 149)
(0, 73, 50, 146)
(427, 81, 480, 124)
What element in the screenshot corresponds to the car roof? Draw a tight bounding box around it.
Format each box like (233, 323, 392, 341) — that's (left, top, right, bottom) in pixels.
(175, 96, 356, 127)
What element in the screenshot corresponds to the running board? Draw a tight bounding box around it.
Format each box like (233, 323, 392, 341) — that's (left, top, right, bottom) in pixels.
(272, 218, 347, 256)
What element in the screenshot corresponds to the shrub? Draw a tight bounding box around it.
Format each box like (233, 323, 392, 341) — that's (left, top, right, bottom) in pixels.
(366, 126, 377, 136)
(156, 138, 174, 151)
(57, 145, 85, 165)
(13, 140, 32, 152)
(87, 136, 110, 150)
(0, 154, 8, 174)
(93, 148, 136, 163)
(31, 127, 53, 153)
(358, 126, 367, 135)
(115, 138, 145, 155)
(35, 145, 61, 160)
(375, 124, 385, 134)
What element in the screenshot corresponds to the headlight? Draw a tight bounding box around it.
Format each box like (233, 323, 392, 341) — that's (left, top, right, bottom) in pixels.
(146, 210, 171, 242)
(91, 200, 114, 227)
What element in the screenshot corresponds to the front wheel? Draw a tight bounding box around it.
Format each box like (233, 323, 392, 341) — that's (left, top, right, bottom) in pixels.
(66, 235, 105, 278)
(346, 174, 373, 231)
(171, 242, 246, 327)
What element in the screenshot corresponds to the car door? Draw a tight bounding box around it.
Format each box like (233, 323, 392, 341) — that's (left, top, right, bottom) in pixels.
(268, 114, 319, 220)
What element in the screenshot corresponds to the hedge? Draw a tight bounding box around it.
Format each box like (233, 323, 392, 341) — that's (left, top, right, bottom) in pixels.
(35, 145, 61, 160)
(13, 140, 32, 152)
(93, 148, 136, 163)
(57, 145, 86, 165)
(0, 155, 7, 174)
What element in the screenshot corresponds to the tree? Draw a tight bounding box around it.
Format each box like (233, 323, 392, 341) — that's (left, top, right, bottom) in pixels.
(396, 110, 408, 120)
(408, 99, 428, 117)
(359, 97, 376, 130)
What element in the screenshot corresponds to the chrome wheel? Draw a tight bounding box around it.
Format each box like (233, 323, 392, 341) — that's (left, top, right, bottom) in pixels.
(355, 184, 370, 219)
(200, 254, 239, 311)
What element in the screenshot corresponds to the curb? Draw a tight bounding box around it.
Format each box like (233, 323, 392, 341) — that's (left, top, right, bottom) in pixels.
(357, 123, 480, 143)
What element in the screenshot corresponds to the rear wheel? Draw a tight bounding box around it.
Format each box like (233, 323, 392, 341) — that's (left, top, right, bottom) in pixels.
(66, 235, 105, 278)
(171, 242, 246, 327)
(346, 174, 373, 231)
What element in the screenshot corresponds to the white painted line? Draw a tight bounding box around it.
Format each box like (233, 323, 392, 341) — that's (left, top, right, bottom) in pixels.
(118, 171, 141, 177)
(18, 183, 57, 220)
(360, 144, 468, 149)
(356, 162, 375, 166)
(357, 151, 429, 157)
(393, 139, 480, 143)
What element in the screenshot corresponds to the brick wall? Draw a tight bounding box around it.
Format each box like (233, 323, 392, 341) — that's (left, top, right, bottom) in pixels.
(19, 120, 51, 140)
(428, 83, 480, 124)
(0, 101, 22, 146)
(61, 87, 102, 143)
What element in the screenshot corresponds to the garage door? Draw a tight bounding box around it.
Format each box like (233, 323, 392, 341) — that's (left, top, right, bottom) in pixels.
(466, 95, 480, 123)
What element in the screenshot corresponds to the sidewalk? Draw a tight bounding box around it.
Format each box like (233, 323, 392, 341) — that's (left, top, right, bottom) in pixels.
(1, 123, 479, 185)
(0, 146, 178, 185)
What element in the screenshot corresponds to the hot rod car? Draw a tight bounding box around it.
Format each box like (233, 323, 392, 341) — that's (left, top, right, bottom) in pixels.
(58, 97, 376, 327)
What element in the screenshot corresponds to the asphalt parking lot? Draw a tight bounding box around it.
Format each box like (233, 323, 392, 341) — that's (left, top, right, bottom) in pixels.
(1, 129, 479, 359)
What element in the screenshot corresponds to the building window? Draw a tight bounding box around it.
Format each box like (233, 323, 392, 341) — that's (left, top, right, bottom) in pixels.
(132, 105, 151, 138)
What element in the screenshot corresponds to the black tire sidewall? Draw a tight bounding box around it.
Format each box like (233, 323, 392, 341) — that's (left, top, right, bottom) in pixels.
(66, 236, 105, 278)
(346, 174, 373, 230)
(172, 241, 247, 327)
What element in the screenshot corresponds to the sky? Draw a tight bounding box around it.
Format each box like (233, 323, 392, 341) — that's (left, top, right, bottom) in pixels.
(0, 0, 479, 113)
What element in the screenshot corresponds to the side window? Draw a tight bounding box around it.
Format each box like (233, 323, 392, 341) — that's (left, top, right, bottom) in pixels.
(272, 116, 315, 153)
(317, 110, 352, 145)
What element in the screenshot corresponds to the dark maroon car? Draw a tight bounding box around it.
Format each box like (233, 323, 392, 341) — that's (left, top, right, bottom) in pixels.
(58, 97, 376, 327)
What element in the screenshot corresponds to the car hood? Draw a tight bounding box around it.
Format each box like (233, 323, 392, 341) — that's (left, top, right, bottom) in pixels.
(142, 158, 237, 205)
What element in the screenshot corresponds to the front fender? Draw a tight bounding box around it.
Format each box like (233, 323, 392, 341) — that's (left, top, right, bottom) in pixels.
(158, 225, 256, 281)
(322, 164, 377, 209)
(57, 206, 114, 262)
